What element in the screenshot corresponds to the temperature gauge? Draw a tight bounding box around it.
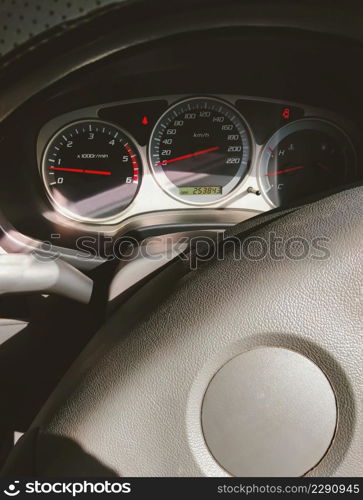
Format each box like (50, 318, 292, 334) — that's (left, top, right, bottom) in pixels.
(259, 119, 356, 207)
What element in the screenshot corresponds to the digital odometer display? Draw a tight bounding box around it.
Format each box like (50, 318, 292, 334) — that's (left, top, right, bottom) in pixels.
(42, 120, 141, 222)
(179, 186, 222, 195)
(149, 97, 251, 204)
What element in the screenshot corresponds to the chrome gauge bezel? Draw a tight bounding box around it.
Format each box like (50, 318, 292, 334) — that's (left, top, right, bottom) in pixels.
(148, 96, 254, 206)
(41, 119, 143, 224)
(258, 118, 357, 208)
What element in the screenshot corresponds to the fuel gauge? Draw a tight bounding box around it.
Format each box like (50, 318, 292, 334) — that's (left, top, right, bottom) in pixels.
(259, 118, 356, 207)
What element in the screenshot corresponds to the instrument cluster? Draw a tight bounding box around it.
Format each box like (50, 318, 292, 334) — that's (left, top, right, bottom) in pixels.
(38, 95, 358, 225)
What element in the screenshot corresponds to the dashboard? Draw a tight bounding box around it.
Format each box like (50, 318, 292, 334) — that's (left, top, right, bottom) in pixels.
(38, 94, 358, 225)
(1, 27, 362, 262)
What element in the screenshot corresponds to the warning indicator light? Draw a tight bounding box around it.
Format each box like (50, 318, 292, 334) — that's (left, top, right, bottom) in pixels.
(141, 116, 149, 125)
(282, 108, 291, 120)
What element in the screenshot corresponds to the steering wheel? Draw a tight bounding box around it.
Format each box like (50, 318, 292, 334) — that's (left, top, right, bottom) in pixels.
(2, 184, 361, 477)
(1, 0, 362, 478)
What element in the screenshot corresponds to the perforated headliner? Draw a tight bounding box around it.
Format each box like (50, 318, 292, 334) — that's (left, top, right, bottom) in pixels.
(0, 0, 118, 58)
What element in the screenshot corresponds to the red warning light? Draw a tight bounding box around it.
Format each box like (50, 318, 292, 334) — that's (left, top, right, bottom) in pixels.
(282, 107, 291, 120)
(141, 116, 148, 125)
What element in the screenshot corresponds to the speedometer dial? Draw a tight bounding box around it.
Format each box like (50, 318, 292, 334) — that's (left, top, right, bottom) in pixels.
(149, 97, 252, 204)
(42, 120, 141, 222)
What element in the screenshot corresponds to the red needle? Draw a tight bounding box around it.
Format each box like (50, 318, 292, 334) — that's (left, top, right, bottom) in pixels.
(156, 146, 220, 166)
(49, 167, 111, 176)
(265, 166, 304, 177)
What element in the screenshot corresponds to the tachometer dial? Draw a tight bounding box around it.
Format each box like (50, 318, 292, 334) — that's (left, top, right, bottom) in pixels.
(42, 120, 141, 222)
(149, 97, 252, 204)
(259, 119, 356, 207)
